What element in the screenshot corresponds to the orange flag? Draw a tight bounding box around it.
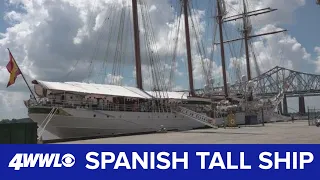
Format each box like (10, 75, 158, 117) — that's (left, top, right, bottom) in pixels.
(6, 51, 22, 87)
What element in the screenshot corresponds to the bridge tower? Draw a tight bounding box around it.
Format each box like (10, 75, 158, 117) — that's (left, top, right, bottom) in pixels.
(283, 94, 288, 115)
(299, 96, 306, 115)
(278, 102, 283, 115)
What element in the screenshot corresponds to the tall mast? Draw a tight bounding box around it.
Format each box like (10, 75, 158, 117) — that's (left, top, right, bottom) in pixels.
(214, 4, 287, 81)
(132, 0, 143, 89)
(217, 0, 229, 97)
(183, 0, 195, 96)
(242, 0, 251, 80)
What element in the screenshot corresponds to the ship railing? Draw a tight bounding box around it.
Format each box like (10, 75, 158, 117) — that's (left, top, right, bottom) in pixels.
(29, 100, 166, 113)
(27, 98, 179, 113)
(28, 98, 216, 114)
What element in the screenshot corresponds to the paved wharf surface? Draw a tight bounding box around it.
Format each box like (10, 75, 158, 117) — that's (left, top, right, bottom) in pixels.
(54, 121, 320, 144)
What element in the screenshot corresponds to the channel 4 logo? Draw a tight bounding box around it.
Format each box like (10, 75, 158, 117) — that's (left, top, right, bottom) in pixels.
(8, 153, 76, 170)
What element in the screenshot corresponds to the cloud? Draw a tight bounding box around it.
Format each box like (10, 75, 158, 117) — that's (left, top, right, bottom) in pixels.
(314, 47, 320, 73)
(224, 0, 306, 26)
(251, 24, 312, 73)
(0, 0, 208, 118)
(223, 0, 314, 81)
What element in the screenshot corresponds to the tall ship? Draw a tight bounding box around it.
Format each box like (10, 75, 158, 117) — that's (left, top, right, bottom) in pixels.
(24, 0, 288, 139)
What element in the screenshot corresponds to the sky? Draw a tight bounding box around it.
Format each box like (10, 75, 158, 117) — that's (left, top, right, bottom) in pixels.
(0, 0, 319, 120)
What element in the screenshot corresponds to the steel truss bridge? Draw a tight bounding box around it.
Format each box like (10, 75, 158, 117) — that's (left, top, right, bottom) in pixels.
(195, 66, 320, 115)
(233, 66, 320, 98)
(195, 66, 320, 97)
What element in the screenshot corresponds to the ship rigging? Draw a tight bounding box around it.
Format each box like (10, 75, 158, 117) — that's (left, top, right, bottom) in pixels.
(24, 0, 290, 140)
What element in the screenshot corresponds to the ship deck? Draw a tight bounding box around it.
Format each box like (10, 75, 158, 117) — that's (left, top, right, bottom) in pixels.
(52, 120, 320, 144)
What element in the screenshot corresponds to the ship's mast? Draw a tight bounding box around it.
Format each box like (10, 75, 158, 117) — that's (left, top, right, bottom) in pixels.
(216, 0, 229, 97)
(132, 0, 143, 89)
(216, 2, 287, 81)
(242, 0, 251, 80)
(183, 0, 195, 96)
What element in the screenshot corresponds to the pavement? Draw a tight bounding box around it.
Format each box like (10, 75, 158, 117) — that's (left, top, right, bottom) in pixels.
(55, 120, 320, 144)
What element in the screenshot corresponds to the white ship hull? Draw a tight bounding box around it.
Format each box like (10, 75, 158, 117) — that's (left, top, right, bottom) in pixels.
(29, 107, 247, 139)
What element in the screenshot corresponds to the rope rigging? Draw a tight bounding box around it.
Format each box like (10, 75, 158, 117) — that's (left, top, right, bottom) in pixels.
(86, 4, 120, 82)
(139, 0, 171, 98)
(188, 0, 221, 91)
(56, 0, 100, 81)
(99, 3, 120, 83)
(168, 3, 183, 91)
(110, 5, 127, 85)
(188, 2, 209, 87)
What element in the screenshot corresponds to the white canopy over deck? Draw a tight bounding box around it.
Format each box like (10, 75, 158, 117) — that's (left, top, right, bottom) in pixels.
(32, 80, 152, 99)
(32, 80, 189, 100)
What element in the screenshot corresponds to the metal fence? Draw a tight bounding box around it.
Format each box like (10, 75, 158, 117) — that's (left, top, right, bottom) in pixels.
(307, 108, 320, 126)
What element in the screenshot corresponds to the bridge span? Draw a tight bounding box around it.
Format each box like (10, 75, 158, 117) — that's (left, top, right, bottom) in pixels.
(196, 66, 320, 116)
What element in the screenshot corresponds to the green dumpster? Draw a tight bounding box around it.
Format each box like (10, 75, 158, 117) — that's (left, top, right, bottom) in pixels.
(0, 118, 38, 144)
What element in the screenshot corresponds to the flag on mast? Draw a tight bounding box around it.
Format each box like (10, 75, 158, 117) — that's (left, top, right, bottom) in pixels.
(6, 50, 22, 87)
(5, 48, 37, 102)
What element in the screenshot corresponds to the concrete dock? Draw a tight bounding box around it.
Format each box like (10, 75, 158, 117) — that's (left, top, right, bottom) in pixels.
(54, 120, 320, 144)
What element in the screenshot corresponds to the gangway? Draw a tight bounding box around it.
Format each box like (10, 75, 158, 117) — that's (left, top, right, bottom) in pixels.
(37, 107, 58, 140)
(175, 106, 218, 129)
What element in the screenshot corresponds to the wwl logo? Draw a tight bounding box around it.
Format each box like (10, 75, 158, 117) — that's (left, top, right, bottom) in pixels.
(8, 153, 76, 170)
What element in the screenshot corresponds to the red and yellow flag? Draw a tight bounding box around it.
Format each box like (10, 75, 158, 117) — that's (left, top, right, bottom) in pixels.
(6, 51, 22, 87)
